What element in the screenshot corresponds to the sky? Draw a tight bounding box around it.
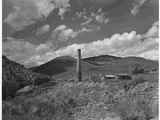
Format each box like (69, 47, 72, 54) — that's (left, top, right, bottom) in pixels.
(2, 0, 159, 67)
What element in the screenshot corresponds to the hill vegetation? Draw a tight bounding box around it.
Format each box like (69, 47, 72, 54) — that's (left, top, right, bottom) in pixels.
(30, 55, 158, 80)
(2, 55, 158, 120)
(3, 74, 158, 120)
(2, 56, 55, 99)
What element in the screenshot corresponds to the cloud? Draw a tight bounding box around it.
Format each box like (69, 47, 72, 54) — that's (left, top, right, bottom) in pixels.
(36, 24, 50, 35)
(4, 0, 150, 34)
(94, 12, 109, 24)
(3, 39, 37, 63)
(54, 25, 67, 31)
(58, 28, 79, 41)
(4, 0, 153, 31)
(51, 25, 78, 41)
(131, 0, 148, 15)
(81, 18, 93, 26)
(49, 31, 156, 59)
(58, 7, 70, 20)
(3, 38, 53, 66)
(5, 1, 38, 30)
(80, 8, 110, 25)
(4, 0, 71, 30)
(138, 49, 158, 60)
(83, 0, 119, 7)
(24, 21, 158, 67)
(51, 25, 94, 41)
(3, 21, 158, 67)
(4, 0, 54, 30)
(144, 21, 159, 38)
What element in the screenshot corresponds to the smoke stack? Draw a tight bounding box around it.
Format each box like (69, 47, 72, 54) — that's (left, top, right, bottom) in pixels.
(77, 49, 82, 81)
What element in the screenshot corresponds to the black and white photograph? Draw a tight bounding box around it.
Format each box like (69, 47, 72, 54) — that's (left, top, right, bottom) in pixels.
(2, 0, 159, 120)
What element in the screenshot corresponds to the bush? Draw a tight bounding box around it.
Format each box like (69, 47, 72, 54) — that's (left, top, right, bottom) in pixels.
(3, 77, 158, 120)
(132, 64, 145, 74)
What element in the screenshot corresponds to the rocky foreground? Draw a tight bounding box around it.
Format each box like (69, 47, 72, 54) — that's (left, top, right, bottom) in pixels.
(2, 56, 158, 120)
(3, 75, 158, 120)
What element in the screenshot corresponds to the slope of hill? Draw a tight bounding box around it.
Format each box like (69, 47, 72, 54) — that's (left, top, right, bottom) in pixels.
(2, 56, 53, 99)
(2, 56, 158, 120)
(30, 55, 158, 78)
(31, 56, 97, 76)
(87, 55, 158, 74)
(3, 75, 158, 120)
(83, 55, 122, 65)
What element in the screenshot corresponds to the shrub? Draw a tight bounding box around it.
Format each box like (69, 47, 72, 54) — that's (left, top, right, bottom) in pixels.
(3, 76, 158, 120)
(132, 64, 145, 74)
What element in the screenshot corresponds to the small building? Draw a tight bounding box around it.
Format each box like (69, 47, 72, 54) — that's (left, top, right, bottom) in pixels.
(103, 75, 117, 80)
(117, 74, 132, 80)
(102, 73, 132, 81)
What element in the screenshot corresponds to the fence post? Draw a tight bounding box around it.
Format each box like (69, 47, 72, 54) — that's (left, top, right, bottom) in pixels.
(77, 49, 82, 81)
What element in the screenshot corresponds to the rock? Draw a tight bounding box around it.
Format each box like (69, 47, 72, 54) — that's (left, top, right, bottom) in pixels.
(16, 85, 35, 95)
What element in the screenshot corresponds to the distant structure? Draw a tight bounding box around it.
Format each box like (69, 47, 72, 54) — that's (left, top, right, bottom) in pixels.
(117, 73, 132, 80)
(77, 49, 82, 81)
(103, 75, 117, 80)
(102, 74, 132, 81)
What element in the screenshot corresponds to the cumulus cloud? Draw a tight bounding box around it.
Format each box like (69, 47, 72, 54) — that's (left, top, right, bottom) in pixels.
(22, 21, 158, 67)
(2, 25, 94, 66)
(131, 0, 148, 15)
(4, 0, 54, 30)
(32, 22, 159, 63)
(80, 8, 109, 26)
(51, 25, 93, 41)
(54, 25, 67, 31)
(3, 38, 53, 66)
(138, 49, 158, 60)
(4, 0, 152, 31)
(51, 25, 78, 41)
(4, 0, 70, 30)
(36, 24, 50, 35)
(81, 18, 93, 26)
(58, 29, 79, 41)
(3, 39, 37, 63)
(90, 0, 118, 5)
(144, 21, 159, 38)
(3, 21, 158, 67)
(48, 30, 157, 59)
(58, 7, 69, 20)
(94, 12, 109, 24)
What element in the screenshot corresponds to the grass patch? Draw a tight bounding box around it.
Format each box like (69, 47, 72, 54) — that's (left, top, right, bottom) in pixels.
(3, 74, 158, 120)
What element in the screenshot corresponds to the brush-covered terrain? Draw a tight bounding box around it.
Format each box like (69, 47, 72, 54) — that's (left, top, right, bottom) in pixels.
(31, 55, 158, 80)
(2, 55, 158, 120)
(2, 56, 55, 100)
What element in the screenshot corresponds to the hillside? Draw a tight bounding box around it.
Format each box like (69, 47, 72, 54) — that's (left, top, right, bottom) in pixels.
(2, 56, 54, 99)
(3, 73, 158, 120)
(30, 55, 158, 79)
(30, 56, 97, 77)
(2, 56, 158, 120)
(86, 55, 158, 74)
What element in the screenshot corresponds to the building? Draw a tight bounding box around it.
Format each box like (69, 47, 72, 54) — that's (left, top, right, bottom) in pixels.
(102, 74, 132, 81)
(117, 74, 132, 80)
(102, 75, 117, 80)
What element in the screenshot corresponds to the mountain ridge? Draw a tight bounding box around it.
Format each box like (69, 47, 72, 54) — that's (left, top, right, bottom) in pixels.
(30, 55, 158, 77)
